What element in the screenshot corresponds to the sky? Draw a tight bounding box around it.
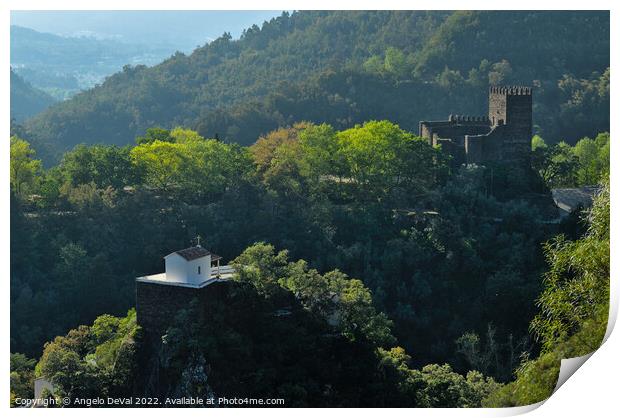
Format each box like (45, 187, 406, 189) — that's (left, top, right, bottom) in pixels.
(10, 10, 287, 52)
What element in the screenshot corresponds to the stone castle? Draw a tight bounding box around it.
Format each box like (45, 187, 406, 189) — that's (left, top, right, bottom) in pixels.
(419, 86, 533, 167)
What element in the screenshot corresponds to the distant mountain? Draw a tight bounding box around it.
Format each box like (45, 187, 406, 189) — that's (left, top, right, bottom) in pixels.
(10, 69, 57, 122)
(10, 25, 174, 100)
(21, 11, 609, 164)
(10, 11, 285, 53)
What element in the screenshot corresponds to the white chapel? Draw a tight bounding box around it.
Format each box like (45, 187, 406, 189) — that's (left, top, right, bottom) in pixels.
(136, 244, 234, 288)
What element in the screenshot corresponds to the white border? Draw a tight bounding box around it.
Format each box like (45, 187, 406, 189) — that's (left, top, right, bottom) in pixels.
(2, 1, 617, 417)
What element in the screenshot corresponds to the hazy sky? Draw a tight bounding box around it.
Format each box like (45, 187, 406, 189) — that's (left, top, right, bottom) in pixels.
(11, 10, 286, 52)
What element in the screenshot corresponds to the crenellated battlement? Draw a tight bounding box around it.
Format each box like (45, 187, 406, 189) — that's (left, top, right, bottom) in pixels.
(419, 85, 532, 167)
(489, 86, 532, 96)
(448, 114, 490, 123)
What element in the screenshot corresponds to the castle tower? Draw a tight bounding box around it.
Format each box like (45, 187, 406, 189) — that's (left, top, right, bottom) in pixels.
(487, 86, 533, 164)
(488, 86, 532, 131)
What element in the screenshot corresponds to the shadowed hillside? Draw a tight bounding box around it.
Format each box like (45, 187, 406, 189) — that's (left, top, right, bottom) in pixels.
(10, 69, 57, 122)
(21, 11, 609, 164)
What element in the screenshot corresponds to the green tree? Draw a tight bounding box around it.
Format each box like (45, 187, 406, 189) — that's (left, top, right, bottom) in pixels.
(488, 60, 513, 85)
(531, 133, 610, 188)
(135, 127, 173, 145)
(542, 142, 580, 188)
(376, 348, 502, 408)
(10, 353, 36, 406)
(298, 123, 344, 181)
(437, 67, 465, 89)
(35, 310, 139, 401)
(384, 47, 411, 79)
(232, 242, 394, 346)
(362, 55, 385, 75)
(413, 364, 501, 407)
(131, 131, 253, 199)
(10, 136, 42, 196)
(573, 132, 609, 185)
(60, 144, 138, 189)
(485, 179, 609, 406)
(177, 136, 254, 199)
(531, 181, 609, 351)
(169, 127, 205, 143)
(531, 135, 547, 151)
(130, 140, 187, 191)
(336, 120, 441, 199)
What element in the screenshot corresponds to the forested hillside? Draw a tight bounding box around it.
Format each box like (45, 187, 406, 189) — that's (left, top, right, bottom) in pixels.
(9, 10, 610, 408)
(10, 121, 609, 366)
(10, 123, 609, 406)
(485, 181, 610, 406)
(21, 11, 609, 164)
(17, 263, 501, 407)
(10, 70, 57, 122)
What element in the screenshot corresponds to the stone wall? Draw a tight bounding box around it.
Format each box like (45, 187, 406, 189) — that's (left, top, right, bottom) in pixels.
(136, 281, 229, 339)
(420, 86, 532, 168)
(466, 124, 509, 164)
(489, 90, 508, 126)
(419, 117, 491, 147)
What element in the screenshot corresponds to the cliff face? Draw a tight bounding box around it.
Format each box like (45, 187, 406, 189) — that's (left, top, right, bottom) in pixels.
(132, 279, 393, 406)
(136, 280, 230, 341)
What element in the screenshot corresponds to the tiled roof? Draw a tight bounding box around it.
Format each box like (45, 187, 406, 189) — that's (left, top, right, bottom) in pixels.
(551, 186, 599, 214)
(171, 246, 221, 261)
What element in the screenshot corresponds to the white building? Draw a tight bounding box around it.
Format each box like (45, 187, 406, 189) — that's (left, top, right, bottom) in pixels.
(136, 245, 234, 288)
(34, 377, 55, 401)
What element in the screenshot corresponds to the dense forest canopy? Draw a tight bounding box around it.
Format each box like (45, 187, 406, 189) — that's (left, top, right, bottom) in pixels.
(10, 122, 609, 406)
(485, 181, 609, 406)
(17, 181, 607, 407)
(10, 116, 609, 387)
(18, 10, 609, 164)
(23, 272, 501, 407)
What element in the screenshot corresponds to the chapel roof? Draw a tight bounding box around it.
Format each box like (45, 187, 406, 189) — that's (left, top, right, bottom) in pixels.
(168, 246, 222, 261)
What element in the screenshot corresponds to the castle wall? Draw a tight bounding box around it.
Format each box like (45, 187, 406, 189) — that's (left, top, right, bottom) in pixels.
(466, 125, 508, 164)
(421, 86, 532, 168)
(505, 93, 533, 142)
(419, 117, 491, 147)
(498, 127, 532, 166)
(437, 138, 467, 166)
(464, 135, 483, 164)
